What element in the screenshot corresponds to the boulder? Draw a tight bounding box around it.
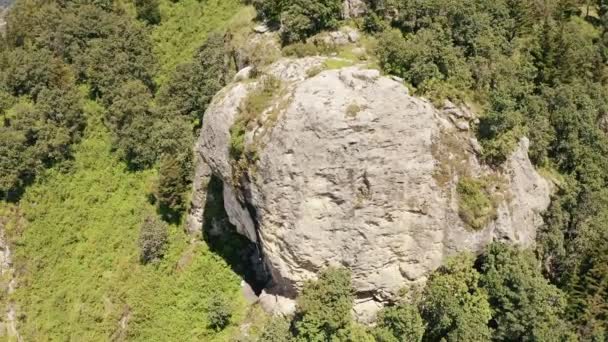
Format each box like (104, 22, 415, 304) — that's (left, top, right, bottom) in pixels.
(342, 0, 367, 18)
(191, 58, 552, 319)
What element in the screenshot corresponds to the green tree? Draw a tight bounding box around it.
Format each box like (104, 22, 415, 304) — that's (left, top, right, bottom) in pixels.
(157, 32, 230, 125)
(135, 0, 161, 25)
(293, 267, 354, 341)
(107, 80, 159, 169)
(1, 47, 72, 99)
(254, 0, 342, 43)
(82, 17, 156, 102)
(479, 243, 576, 341)
(207, 295, 233, 331)
(260, 316, 293, 342)
(156, 153, 191, 221)
(373, 302, 425, 342)
(138, 214, 168, 263)
(419, 253, 492, 342)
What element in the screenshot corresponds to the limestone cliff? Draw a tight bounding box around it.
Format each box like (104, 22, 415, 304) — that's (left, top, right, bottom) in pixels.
(189, 57, 551, 319)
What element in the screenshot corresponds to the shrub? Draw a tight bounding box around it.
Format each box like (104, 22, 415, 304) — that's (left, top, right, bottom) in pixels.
(456, 177, 500, 230)
(293, 267, 354, 341)
(156, 154, 191, 221)
(135, 0, 161, 25)
(420, 253, 492, 341)
(373, 302, 425, 342)
(259, 316, 292, 342)
(207, 295, 233, 331)
(253, 0, 342, 44)
(138, 215, 168, 263)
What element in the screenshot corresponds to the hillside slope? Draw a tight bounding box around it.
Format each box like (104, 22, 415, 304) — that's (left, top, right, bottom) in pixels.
(1, 103, 253, 341)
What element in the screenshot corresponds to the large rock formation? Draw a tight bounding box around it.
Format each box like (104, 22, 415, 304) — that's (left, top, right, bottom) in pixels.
(190, 57, 551, 319)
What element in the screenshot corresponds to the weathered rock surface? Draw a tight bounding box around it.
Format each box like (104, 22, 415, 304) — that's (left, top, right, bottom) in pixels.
(191, 58, 551, 318)
(343, 0, 367, 18)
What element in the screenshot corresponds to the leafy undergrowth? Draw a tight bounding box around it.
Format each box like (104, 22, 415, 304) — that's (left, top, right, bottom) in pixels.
(152, 0, 242, 83)
(4, 102, 248, 341)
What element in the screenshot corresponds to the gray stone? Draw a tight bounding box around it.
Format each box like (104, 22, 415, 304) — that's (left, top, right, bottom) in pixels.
(342, 0, 366, 18)
(234, 66, 254, 82)
(194, 58, 552, 316)
(253, 24, 269, 34)
(259, 290, 297, 317)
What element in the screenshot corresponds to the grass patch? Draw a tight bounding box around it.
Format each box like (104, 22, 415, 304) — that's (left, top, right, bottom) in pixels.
(324, 58, 355, 69)
(456, 176, 503, 230)
(345, 103, 363, 118)
(4, 101, 250, 341)
(230, 76, 282, 164)
(152, 0, 243, 84)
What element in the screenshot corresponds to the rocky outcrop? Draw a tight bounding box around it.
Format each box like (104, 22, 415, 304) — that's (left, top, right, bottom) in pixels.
(190, 58, 551, 319)
(343, 0, 367, 18)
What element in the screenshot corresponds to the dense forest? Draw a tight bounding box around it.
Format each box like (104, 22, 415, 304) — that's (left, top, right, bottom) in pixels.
(0, 0, 607, 340)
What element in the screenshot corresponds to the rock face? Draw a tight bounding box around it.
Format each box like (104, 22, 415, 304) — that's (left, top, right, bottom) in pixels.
(343, 0, 367, 18)
(191, 58, 551, 318)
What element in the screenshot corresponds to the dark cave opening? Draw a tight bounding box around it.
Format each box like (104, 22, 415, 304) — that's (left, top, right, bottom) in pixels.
(201, 174, 270, 295)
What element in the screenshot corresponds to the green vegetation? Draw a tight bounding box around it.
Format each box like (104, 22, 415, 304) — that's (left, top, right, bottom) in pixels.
(259, 245, 568, 342)
(479, 243, 576, 341)
(138, 214, 169, 263)
(345, 103, 362, 118)
(2, 0, 608, 340)
(253, 0, 343, 44)
(229, 75, 282, 181)
(3, 108, 248, 340)
(420, 253, 492, 341)
(456, 176, 501, 230)
(367, 1, 608, 337)
(372, 302, 425, 342)
(152, 0, 242, 83)
(207, 295, 234, 331)
(293, 267, 355, 340)
(135, 0, 161, 25)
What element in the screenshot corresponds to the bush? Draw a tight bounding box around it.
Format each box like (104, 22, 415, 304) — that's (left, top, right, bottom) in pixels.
(155, 151, 192, 222)
(138, 215, 168, 263)
(293, 267, 354, 341)
(253, 0, 342, 44)
(373, 302, 425, 342)
(135, 0, 161, 25)
(259, 317, 292, 342)
(157, 32, 230, 124)
(420, 253, 492, 341)
(207, 295, 233, 331)
(456, 176, 500, 230)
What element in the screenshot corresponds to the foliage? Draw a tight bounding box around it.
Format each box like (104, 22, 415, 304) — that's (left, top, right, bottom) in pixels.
(155, 154, 191, 221)
(456, 176, 500, 230)
(229, 75, 281, 164)
(293, 267, 355, 341)
(207, 295, 233, 331)
(151, 0, 241, 83)
(135, 0, 161, 25)
(0, 46, 85, 200)
(4, 106, 249, 340)
(138, 214, 169, 263)
(372, 302, 425, 342)
(254, 0, 342, 44)
(106, 80, 159, 169)
(82, 16, 157, 102)
(419, 253, 492, 342)
(157, 31, 231, 124)
(376, 27, 471, 96)
(259, 316, 293, 342)
(479, 243, 576, 341)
